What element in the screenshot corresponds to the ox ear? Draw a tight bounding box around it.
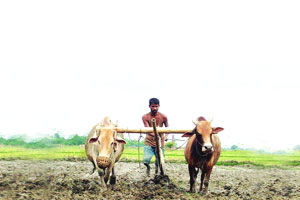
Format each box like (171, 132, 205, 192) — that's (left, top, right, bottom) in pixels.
(182, 132, 194, 137)
(88, 137, 99, 143)
(212, 127, 224, 134)
(116, 137, 126, 144)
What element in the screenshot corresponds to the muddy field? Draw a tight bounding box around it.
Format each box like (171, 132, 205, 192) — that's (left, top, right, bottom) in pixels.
(0, 160, 299, 200)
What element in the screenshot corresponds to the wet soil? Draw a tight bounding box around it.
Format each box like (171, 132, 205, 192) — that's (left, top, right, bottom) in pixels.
(0, 160, 300, 199)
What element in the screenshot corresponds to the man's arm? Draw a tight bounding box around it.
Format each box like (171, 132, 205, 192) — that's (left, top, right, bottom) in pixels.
(142, 115, 155, 137)
(142, 117, 150, 127)
(163, 116, 169, 141)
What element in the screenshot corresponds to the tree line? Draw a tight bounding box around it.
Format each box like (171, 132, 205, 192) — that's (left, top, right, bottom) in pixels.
(2, 134, 298, 151)
(0, 134, 177, 148)
(0, 134, 86, 148)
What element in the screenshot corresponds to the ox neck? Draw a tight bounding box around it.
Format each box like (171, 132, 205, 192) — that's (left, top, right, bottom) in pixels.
(195, 130, 204, 147)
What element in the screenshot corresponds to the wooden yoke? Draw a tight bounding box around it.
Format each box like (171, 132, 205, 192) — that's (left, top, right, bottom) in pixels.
(115, 127, 193, 134)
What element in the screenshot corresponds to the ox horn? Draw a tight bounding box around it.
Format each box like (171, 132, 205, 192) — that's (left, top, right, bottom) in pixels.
(95, 124, 101, 130)
(100, 120, 104, 127)
(103, 116, 112, 127)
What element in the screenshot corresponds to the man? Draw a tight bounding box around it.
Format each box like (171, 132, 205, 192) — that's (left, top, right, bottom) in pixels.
(142, 98, 169, 176)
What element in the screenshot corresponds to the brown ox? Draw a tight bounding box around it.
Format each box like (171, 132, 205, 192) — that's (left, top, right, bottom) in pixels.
(85, 117, 126, 188)
(183, 116, 224, 193)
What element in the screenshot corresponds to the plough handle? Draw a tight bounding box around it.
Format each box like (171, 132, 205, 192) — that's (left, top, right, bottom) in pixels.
(152, 119, 164, 176)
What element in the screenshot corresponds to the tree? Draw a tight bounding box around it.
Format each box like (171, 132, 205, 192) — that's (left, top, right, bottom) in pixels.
(4, 136, 26, 146)
(165, 141, 177, 149)
(65, 134, 86, 145)
(124, 139, 144, 147)
(230, 145, 239, 150)
(293, 145, 300, 150)
(54, 133, 61, 138)
(0, 136, 6, 144)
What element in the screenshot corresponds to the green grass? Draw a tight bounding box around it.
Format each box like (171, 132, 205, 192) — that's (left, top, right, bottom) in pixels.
(0, 145, 85, 160)
(218, 150, 300, 166)
(0, 145, 299, 167)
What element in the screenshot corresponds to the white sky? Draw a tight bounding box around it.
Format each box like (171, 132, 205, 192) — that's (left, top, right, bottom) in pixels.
(1, 1, 300, 151)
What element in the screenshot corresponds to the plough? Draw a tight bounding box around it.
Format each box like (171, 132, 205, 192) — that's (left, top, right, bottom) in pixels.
(116, 119, 192, 183)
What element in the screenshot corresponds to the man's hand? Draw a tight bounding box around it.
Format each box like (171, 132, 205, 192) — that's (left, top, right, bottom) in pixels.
(148, 132, 155, 137)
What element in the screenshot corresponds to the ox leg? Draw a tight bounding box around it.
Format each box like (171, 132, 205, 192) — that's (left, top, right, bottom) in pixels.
(104, 170, 110, 184)
(203, 168, 213, 193)
(94, 157, 107, 189)
(109, 167, 116, 185)
(97, 169, 107, 189)
(199, 170, 206, 193)
(188, 165, 196, 193)
(104, 162, 115, 184)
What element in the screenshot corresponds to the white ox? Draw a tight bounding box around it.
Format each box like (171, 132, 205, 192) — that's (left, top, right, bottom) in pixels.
(85, 117, 126, 188)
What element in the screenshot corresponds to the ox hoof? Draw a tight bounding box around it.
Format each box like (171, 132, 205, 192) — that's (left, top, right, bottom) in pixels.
(189, 188, 196, 193)
(110, 176, 116, 185)
(200, 189, 209, 195)
(98, 182, 107, 190)
(104, 177, 109, 184)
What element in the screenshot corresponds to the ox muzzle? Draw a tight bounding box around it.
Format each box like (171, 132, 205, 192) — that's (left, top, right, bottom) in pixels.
(202, 144, 214, 153)
(96, 156, 112, 169)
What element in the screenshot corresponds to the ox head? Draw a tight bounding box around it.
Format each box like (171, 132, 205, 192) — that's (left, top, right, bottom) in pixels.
(182, 116, 224, 153)
(88, 118, 126, 169)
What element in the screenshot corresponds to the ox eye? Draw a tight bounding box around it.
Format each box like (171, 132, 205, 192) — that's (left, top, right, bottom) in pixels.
(114, 142, 118, 148)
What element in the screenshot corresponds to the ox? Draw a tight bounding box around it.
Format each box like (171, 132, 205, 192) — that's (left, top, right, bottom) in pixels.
(183, 116, 224, 193)
(85, 117, 126, 188)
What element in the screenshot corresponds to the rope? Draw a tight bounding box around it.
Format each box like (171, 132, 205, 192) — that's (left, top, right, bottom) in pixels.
(126, 132, 145, 169)
(127, 132, 187, 151)
(127, 132, 145, 142)
(137, 133, 143, 169)
(168, 138, 189, 151)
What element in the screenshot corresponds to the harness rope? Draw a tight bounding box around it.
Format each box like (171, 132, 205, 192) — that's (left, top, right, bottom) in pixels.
(137, 133, 143, 169)
(126, 133, 188, 151)
(168, 138, 189, 151)
(127, 132, 145, 169)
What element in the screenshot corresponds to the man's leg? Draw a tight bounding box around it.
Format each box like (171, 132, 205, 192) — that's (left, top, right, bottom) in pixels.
(142, 145, 155, 176)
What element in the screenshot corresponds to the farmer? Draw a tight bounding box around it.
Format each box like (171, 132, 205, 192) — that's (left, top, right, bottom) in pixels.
(142, 97, 169, 176)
